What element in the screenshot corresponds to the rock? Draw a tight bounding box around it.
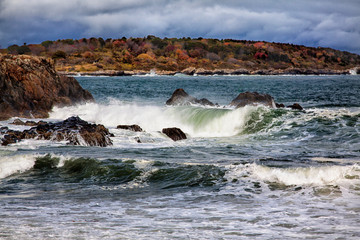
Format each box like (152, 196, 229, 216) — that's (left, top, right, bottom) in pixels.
(229, 92, 275, 108)
(162, 127, 187, 141)
(166, 89, 215, 106)
(117, 124, 143, 132)
(181, 67, 196, 75)
(0, 54, 94, 120)
(1, 116, 112, 147)
(10, 118, 43, 126)
(230, 69, 250, 75)
(287, 103, 303, 110)
(156, 70, 177, 76)
(275, 103, 285, 108)
(195, 68, 214, 75)
(11, 119, 26, 125)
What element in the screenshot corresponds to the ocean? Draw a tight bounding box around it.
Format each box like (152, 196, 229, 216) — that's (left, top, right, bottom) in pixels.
(0, 74, 359, 239)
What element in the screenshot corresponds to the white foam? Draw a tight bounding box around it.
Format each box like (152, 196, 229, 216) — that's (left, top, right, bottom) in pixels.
(226, 163, 360, 187)
(0, 154, 38, 178)
(49, 101, 260, 138)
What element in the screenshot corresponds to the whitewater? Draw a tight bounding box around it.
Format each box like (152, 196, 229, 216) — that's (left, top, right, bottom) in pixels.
(0, 75, 359, 239)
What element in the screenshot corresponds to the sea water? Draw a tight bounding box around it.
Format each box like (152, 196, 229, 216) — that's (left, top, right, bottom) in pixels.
(0, 75, 359, 239)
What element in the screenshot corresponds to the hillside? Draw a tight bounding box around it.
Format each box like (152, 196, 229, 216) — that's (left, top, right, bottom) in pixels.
(1, 36, 360, 75)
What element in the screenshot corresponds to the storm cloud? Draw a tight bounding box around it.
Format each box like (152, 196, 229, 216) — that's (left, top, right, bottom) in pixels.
(0, 0, 359, 53)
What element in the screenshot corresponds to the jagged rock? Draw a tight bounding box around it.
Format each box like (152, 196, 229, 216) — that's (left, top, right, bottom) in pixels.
(162, 127, 187, 141)
(1, 116, 112, 147)
(0, 54, 94, 120)
(229, 92, 275, 108)
(287, 103, 304, 110)
(166, 89, 215, 106)
(117, 124, 143, 132)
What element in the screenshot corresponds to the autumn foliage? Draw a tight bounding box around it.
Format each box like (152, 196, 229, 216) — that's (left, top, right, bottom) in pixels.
(2, 36, 359, 72)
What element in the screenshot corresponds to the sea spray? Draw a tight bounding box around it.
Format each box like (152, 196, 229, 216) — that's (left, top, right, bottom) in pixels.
(0, 154, 37, 178)
(50, 101, 264, 138)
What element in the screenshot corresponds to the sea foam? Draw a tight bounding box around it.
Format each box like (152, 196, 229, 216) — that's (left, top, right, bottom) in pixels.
(0, 154, 37, 178)
(50, 101, 260, 138)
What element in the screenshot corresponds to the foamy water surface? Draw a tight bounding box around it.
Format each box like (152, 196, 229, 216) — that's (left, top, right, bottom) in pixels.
(1, 75, 360, 239)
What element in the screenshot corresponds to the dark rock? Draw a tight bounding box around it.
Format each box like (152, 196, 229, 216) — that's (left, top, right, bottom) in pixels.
(1, 116, 112, 147)
(0, 54, 94, 121)
(117, 124, 143, 132)
(275, 103, 285, 108)
(162, 127, 187, 141)
(166, 89, 215, 106)
(134, 137, 142, 143)
(287, 103, 304, 111)
(229, 92, 275, 108)
(0, 126, 9, 133)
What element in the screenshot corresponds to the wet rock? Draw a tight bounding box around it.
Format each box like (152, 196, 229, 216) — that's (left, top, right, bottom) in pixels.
(275, 103, 285, 108)
(287, 103, 304, 110)
(166, 89, 215, 106)
(162, 127, 187, 141)
(0, 54, 94, 121)
(117, 124, 143, 132)
(1, 116, 112, 147)
(229, 91, 275, 108)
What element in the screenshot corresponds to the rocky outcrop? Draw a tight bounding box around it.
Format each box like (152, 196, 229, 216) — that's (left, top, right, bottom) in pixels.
(0, 54, 94, 120)
(229, 92, 275, 108)
(162, 127, 187, 141)
(166, 89, 215, 106)
(1, 116, 112, 147)
(117, 124, 143, 132)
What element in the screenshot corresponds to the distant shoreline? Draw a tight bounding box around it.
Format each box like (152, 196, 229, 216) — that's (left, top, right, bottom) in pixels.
(58, 67, 357, 77)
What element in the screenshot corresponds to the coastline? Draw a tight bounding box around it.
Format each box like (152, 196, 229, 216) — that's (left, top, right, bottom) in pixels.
(58, 67, 357, 77)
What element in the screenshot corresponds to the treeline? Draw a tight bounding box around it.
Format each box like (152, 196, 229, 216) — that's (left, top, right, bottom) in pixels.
(1, 36, 360, 72)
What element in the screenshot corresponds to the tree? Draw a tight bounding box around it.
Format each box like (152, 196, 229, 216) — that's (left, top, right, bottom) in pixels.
(52, 50, 67, 59)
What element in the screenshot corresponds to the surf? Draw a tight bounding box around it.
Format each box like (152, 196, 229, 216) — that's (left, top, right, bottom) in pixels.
(49, 100, 276, 138)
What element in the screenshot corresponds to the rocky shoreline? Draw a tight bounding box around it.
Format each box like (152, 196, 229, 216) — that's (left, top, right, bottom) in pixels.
(58, 67, 358, 77)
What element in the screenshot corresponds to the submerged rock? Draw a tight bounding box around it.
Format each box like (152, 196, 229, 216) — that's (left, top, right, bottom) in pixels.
(117, 124, 143, 132)
(287, 103, 304, 111)
(0, 54, 94, 120)
(275, 103, 285, 108)
(162, 127, 187, 141)
(229, 91, 275, 108)
(166, 88, 215, 106)
(1, 116, 112, 147)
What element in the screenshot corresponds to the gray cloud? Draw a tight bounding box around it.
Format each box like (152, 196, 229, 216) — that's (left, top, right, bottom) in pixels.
(0, 0, 359, 54)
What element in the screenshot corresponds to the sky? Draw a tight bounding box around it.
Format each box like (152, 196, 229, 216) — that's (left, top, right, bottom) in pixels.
(0, 0, 359, 54)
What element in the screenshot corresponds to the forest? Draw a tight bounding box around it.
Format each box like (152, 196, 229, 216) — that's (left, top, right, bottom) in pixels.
(1, 36, 359, 73)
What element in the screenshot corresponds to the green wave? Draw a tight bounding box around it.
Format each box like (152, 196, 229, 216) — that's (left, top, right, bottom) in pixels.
(31, 155, 226, 188)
